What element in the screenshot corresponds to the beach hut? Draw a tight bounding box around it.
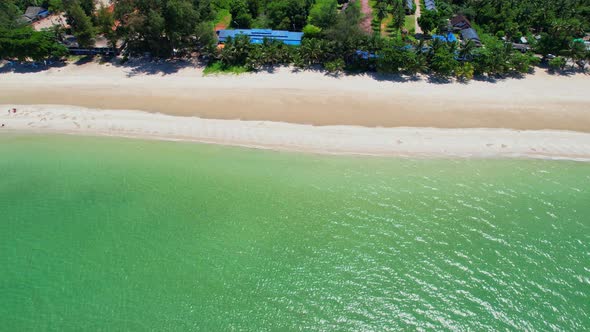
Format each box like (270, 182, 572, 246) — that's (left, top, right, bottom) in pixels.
(404, 0, 413, 14)
(23, 7, 49, 21)
(424, 0, 436, 11)
(512, 43, 531, 53)
(450, 15, 471, 30)
(460, 28, 481, 46)
(216, 29, 304, 46)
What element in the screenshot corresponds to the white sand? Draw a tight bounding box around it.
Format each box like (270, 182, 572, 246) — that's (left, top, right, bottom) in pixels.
(1, 60, 589, 160)
(1, 61, 589, 131)
(3, 104, 590, 161)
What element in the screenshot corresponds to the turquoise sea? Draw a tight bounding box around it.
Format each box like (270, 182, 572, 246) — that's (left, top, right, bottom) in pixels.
(1, 134, 589, 331)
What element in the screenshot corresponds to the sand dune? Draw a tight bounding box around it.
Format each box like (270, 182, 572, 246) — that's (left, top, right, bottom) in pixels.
(2, 104, 590, 161)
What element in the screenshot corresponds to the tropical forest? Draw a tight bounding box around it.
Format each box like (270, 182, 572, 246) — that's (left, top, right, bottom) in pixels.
(1, 0, 589, 79)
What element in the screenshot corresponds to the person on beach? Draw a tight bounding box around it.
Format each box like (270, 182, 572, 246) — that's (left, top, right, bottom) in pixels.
(12, 108, 16, 113)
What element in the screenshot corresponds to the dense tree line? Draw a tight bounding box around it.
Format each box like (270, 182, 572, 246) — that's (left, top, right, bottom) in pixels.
(112, 0, 215, 57)
(1, 0, 588, 76)
(437, 0, 590, 56)
(0, 0, 67, 60)
(215, 2, 542, 78)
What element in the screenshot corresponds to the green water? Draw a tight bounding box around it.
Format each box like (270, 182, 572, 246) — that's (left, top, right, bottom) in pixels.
(1, 134, 589, 331)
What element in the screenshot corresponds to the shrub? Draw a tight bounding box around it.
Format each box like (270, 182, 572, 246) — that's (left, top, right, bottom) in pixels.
(455, 62, 474, 81)
(302, 24, 322, 38)
(548, 56, 566, 72)
(324, 58, 345, 73)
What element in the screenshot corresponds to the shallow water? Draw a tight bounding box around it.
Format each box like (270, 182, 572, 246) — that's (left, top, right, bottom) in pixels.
(1, 134, 589, 331)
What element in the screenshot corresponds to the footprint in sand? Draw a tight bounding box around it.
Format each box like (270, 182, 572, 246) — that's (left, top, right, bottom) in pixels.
(73, 122, 80, 128)
(397, 140, 403, 144)
(486, 144, 493, 147)
(501, 144, 508, 148)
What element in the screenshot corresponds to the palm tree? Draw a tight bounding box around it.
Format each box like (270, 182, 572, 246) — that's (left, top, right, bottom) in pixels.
(459, 40, 476, 61)
(300, 38, 323, 66)
(376, 2, 389, 23)
(567, 40, 587, 70)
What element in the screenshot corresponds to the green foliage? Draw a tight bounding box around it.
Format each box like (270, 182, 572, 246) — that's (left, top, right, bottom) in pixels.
(417, 8, 440, 35)
(568, 40, 588, 69)
(0, 1, 22, 30)
(96, 5, 117, 48)
(428, 40, 458, 77)
(163, 0, 200, 52)
(404, 48, 428, 75)
(509, 51, 539, 73)
(203, 60, 249, 74)
(219, 34, 252, 66)
(115, 0, 214, 57)
(376, 39, 407, 73)
(390, 0, 406, 31)
(471, 34, 510, 75)
(324, 58, 345, 73)
(3, 0, 584, 79)
(266, 0, 312, 31)
(323, 0, 363, 43)
(48, 0, 64, 12)
(0, 26, 68, 61)
(448, 0, 590, 38)
(230, 0, 252, 28)
(548, 56, 567, 72)
(245, 38, 294, 70)
(536, 18, 586, 56)
(195, 21, 217, 54)
(214, 8, 231, 26)
(375, 2, 388, 22)
(79, 0, 95, 17)
(299, 38, 327, 66)
(65, 1, 95, 48)
(302, 24, 322, 38)
(308, 0, 338, 29)
(403, 15, 415, 32)
(455, 62, 474, 81)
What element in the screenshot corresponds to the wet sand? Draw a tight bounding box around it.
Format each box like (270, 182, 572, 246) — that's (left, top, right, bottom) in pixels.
(2, 104, 590, 161)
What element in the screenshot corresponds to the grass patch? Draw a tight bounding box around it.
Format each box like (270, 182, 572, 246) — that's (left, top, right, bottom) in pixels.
(382, 14, 393, 37)
(404, 15, 415, 32)
(214, 9, 231, 29)
(67, 55, 85, 62)
(203, 61, 250, 75)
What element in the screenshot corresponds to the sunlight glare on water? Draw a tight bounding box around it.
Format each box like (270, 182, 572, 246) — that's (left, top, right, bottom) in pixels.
(1, 134, 589, 331)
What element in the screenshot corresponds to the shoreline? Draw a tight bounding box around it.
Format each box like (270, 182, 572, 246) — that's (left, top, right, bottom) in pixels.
(1, 61, 589, 132)
(2, 105, 590, 161)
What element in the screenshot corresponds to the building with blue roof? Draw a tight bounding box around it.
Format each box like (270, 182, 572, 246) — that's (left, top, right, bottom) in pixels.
(216, 29, 304, 46)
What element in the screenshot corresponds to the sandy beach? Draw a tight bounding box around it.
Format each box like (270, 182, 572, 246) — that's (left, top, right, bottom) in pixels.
(1, 60, 589, 160)
(1, 60, 589, 131)
(2, 104, 590, 161)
